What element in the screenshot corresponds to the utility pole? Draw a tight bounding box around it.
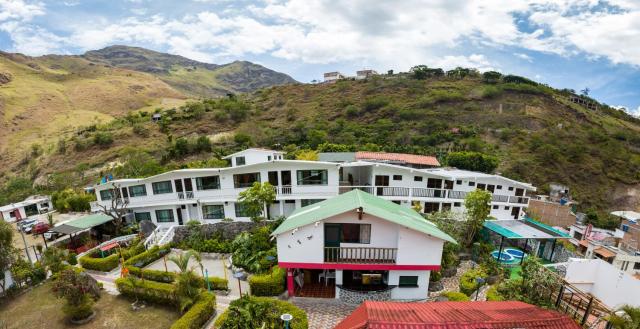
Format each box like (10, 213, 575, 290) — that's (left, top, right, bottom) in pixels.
(16, 222, 33, 264)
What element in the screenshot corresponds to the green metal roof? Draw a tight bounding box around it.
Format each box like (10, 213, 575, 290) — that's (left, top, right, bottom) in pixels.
(272, 190, 457, 243)
(483, 220, 522, 239)
(524, 217, 571, 238)
(66, 213, 113, 229)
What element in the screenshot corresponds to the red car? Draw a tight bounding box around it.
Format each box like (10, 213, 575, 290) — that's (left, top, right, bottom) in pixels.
(32, 222, 50, 235)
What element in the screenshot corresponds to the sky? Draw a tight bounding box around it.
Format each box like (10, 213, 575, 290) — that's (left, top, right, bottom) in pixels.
(1, 0, 640, 113)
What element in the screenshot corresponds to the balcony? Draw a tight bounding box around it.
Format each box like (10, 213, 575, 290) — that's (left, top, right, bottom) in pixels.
(412, 188, 446, 198)
(448, 190, 468, 199)
(324, 247, 397, 264)
(509, 196, 529, 204)
(178, 191, 194, 200)
(492, 194, 509, 202)
(375, 187, 410, 197)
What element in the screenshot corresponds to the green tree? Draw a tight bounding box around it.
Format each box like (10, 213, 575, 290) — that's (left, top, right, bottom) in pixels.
(52, 269, 100, 321)
(114, 148, 164, 178)
(445, 151, 498, 173)
(168, 250, 203, 312)
(482, 71, 502, 84)
(608, 305, 640, 329)
(463, 189, 492, 246)
(0, 220, 16, 292)
(238, 182, 276, 221)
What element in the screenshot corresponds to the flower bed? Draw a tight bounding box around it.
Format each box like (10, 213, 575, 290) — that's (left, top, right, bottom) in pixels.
(79, 239, 146, 272)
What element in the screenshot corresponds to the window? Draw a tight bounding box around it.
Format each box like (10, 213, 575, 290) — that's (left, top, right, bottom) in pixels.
(301, 199, 324, 207)
(424, 202, 439, 213)
(202, 205, 225, 219)
(296, 170, 328, 185)
(504, 206, 510, 210)
(444, 180, 454, 190)
(233, 173, 261, 188)
(341, 224, 371, 244)
(414, 176, 423, 182)
(622, 224, 629, 232)
(268, 156, 272, 161)
(24, 204, 38, 217)
(427, 178, 442, 188)
(441, 203, 452, 211)
(128, 184, 147, 197)
(477, 183, 486, 190)
(235, 156, 246, 166)
(134, 212, 151, 222)
(454, 202, 461, 207)
(468, 181, 475, 186)
(235, 203, 251, 217)
(508, 186, 514, 191)
(392, 175, 402, 181)
(493, 205, 499, 210)
(496, 185, 502, 190)
(399, 276, 419, 287)
(152, 181, 173, 194)
(456, 180, 462, 185)
(155, 209, 174, 223)
(99, 190, 113, 201)
(634, 262, 640, 270)
(196, 176, 220, 190)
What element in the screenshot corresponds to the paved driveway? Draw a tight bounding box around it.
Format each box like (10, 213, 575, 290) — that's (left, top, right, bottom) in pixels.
(290, 297, 357, 329)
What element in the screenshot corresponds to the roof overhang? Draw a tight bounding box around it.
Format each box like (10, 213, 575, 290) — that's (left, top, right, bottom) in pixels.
(483, 218, 571, 239)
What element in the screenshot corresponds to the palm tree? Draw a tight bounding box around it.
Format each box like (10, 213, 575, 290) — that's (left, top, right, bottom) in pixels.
(168, 250, 204, 312)
(168, 250, 201, 273)
(608, 305, 640, 329)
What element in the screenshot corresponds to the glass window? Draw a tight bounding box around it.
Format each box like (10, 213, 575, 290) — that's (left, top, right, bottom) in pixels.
(196, 176, 220, 190)
(233, 173, 261, 188)
(155, 209, 174, 222)
(496, 185, 502, 189)
(508, 186, 514, 191)
(456, 180, 462, 185)
(99, 190, 113, 201)
(454, 202, 461, 207)
(341, 224, 371, 244)
(202, 205, 225, 220)
(152, 181, 173, 194)
(296, 170, 328, 185)
(301, 199, 324, 207)
(134, 212, 151, 222)
(634, 262, 640, 270)
(493, 205, 499, 209)
(24, 204, 38, 217)
(414, 176, 423, 182)
(235, 203, 251, 217)
(427, 178, 442, 188)
(424, 202, 439, 213)
(504, 206, 510, 210)
(128, 184, 147, 197)
(235, 156, 246, 166)
(399, 276, 419, 287)
(468, 181, 476, 186)
(392, 175, 402, 181)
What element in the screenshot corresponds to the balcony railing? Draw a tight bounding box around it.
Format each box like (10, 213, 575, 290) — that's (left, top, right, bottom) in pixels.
(492, 194, 509, 202)
(273, 185, 293, 195)
(376, 187, 410, 197)
(178, 191, 194, 200)
(448, 190, 468, 199)
(339, 186, 374, 194)
(412, 188, 446, 198)
(509, 196, 529, 204)
(324, 247, 397, 264)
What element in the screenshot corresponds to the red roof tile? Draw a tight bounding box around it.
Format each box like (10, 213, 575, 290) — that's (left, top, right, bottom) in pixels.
(334, 301, 582, 329)
(355, 151, 440, 167)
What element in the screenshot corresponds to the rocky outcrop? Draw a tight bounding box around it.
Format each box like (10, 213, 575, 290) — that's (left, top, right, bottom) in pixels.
(0, 71, 12, 85)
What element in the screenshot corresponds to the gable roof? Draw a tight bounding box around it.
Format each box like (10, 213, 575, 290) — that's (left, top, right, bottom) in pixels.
(355, 151, 440, 167)
(334, 301, 582, 329)
(271, 190, 456, 243)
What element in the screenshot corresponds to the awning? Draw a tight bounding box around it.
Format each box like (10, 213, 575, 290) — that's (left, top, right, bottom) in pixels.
(594, 247, 616, 259)
(100, 242, 119, 252)
(50, 213, 114, 235)
(579, 240, 589, 248)
(51, 224, 84, 235)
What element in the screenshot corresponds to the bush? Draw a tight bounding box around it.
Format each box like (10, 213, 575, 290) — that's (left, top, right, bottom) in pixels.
(481, 85, 502, 98)
(459, 268, 488, 296)
(249, 266, 286, 296)
(362, 96, 390, 112)
(418, 90, 464, 107)
(170, 292, 216, 329)
(486, 285, 504, 301)
(124, 244, 171, 267)
(445, 151, 498, 174)
(133, 124, 150, 137)
(67, 252, 78, 266)
(127, 266, 176, 283)
(79, 253, 119, 272)
(115, 276, 176, 305)
(202, 277, 228, 291)
(93, 132, 114, 146)
(441, 291, 470, 301)
(215, 296, 308, 329)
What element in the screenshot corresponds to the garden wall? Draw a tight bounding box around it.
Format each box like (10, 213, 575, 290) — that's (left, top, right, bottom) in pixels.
(172, 222, 262, 243)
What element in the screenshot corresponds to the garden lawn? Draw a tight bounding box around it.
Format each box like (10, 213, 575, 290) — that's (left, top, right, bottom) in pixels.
(0, 281, 180, 329)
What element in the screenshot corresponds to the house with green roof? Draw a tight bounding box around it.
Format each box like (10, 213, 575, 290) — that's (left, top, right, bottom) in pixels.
(273, 189, 456, 302)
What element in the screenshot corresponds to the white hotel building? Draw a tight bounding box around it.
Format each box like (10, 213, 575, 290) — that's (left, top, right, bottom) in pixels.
(91, 148, 536, 227)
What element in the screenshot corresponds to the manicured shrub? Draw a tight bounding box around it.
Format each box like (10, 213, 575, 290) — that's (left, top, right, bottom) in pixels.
(115, 276, 176, 305)
(215, 296, 308, 329)
(126, 266, 176, 283)
(124, 244, 171, 267)
(486, 285, 504, 301)
(459, 268, 488, 296)
(441, 291, 470, 301)
(248, 266, 286, 296)
(201, 277, 228, 291)
(79, 253, 119, 272)
(170, 292, 216, 329)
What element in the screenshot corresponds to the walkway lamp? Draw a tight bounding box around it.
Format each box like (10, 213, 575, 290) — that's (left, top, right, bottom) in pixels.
(475, 277, 486, 301)
(233, 272, 244, 296)
(205, 269, 211, 292)
(280, 313, 293, 329)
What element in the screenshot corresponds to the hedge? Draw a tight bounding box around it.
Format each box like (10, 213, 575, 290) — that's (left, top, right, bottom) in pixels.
(170, 292, 216, 329)
(126, 266, 228, 290)
(459, 268, 488, 296)
(215, 296, 307, 329)
(79, 253, 120, 272)
(441, 291, 470, 301)
(202, 276, 228, 291)
(249, 266, 286, 296)
(486, 285, 504, 301)
(124, 244, 171, 268)
(115, 276, 176, 305)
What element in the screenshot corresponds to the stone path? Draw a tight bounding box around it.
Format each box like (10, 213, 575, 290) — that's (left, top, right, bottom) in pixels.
(290, 297, 357, 329)
(85, 267, 121, 295)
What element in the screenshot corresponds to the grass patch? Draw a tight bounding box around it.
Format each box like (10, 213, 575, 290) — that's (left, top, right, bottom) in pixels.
(0, 281, 180, 329)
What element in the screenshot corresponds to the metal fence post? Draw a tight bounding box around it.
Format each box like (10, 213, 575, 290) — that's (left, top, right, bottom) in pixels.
(581, 296, 594, 326)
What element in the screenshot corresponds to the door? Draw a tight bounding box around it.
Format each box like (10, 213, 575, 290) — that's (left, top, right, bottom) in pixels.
(375, 175, 389, 196)
(324, 223, 341, 262)
(176, 208, 184, 225)
(515, 188, 524, 196)
(281, 171, 292, 186)
(174, 179, 183, 193)
(184, 178, 193, 192)
(268, 171, 279, 186)
(511, 206, 520, 219)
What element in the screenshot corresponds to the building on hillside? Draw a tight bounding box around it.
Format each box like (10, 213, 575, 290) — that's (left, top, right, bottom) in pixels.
(272, 190, 456, 302)
(91, 148, 536, 228)
(0, 196, 52, 222)
(355, 69, 378, 80)
(334, 300, 581, 329)
(323, 71, 346, 82)
(527, 198, 577, 228)
(611, 210, 640, 253)
(574, 238, 640, 275)
(354, 151, 440, 168)
(564, 258, 640, 309)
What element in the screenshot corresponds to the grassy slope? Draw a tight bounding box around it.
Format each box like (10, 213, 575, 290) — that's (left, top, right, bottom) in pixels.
(0, 53, 186, 168)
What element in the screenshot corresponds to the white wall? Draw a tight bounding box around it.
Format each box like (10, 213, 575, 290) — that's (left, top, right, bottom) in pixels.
(564, 258, 640, 308)
(389, 270, 430, 300)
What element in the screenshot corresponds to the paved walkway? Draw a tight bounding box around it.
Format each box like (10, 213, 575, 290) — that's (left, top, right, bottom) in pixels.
(290, 297, 357, 329)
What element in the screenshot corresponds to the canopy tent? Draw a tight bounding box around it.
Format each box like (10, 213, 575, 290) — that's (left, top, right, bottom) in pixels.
(50, 213, 114, 235)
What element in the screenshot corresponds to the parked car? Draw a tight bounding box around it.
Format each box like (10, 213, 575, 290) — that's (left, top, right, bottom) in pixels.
(32, 222, 50, 235)
(17, 218, 38, 232)
(44, 230, 60, 241)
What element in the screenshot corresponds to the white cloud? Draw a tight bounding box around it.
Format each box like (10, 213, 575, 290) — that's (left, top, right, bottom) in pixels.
(514, 52, 533, 62)
(0, 0, 44, 22)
